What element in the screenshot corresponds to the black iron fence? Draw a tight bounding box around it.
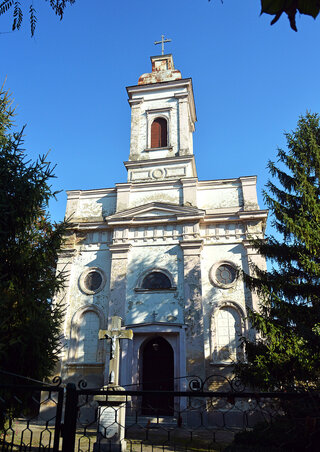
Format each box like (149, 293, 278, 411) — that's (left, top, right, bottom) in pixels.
(0, 380, 64, 451)
(1, 377, 320, 451)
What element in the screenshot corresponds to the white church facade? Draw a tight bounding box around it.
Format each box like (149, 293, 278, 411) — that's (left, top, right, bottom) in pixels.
(57, 53, 267, 396)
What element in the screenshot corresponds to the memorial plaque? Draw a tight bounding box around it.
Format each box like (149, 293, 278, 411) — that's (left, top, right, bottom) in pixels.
(98, 406, 119, 439)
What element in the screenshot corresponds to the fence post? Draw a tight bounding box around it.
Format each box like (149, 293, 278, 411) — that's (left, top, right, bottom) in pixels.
(62, 383, 78, 452)
(53, 387, 64, 452)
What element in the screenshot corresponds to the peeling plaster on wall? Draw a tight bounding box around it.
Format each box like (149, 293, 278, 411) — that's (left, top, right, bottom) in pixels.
(182, 252, 205, 378)
(197, 186, 243, 210)
(63, 247, 110, 348)
(69, 193, 116, 221)
(78, 200, 102, 217)
(129, 190, 180, 208)
(200, 243, 248, 362)
(125, 245, 183, 325)
(135, 97, 179, 156)
(109, 257, 129, 321)
(246, 220, 264, 237)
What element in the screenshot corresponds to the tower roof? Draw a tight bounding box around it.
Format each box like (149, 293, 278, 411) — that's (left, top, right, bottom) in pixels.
(138, 54, 182, 85)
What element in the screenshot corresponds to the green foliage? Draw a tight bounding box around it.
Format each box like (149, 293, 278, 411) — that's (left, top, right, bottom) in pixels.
(0, 84, 68, 384)
(235, 112, 320, 391)
(261, 0, 320, 31)
(0, 82, 14, 145)
(0, 0, 75, 36)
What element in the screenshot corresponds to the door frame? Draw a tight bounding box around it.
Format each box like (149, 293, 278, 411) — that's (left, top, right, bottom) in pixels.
(120, 323, 187, 411)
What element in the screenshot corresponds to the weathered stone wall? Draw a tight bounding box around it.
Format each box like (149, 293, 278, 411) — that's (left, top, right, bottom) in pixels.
(201, 243, 250, 369)
(64, 249, 109, 327)
(128, 183, 182, 207)
(180, 240, 205, 379)
(125, 244, 184, 325)
(65, 189, 117, 221)
(197, 182, 244, 210)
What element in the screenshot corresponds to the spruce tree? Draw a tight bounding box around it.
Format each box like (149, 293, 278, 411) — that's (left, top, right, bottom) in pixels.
(0, 85, 67, 384)
(236, 112, 320, 391)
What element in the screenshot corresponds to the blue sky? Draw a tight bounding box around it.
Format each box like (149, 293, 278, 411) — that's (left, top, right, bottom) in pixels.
(1, 0, 320, 226)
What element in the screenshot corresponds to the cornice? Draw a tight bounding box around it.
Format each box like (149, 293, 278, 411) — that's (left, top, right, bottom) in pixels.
(124, 155, 195, 169)
(203, 209, 268, 223)
(123, 179, 181, 190)
(180, 239, 204, 255)
(66, 187, 116, 198)
(126, 78, 192, 94)
(70, 221, 108, 231)
(126, 78, 196, 123)
(125, 322, 186, 330)
(197, 176, 257, 188)
(239, 175, 258, 185)
(109, 243, 132, 255)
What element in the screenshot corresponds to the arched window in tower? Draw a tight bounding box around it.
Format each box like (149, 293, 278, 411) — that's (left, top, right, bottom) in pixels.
(151, 117, 167, 148)
(77, 311, 100, 362)
(141, 271, 172, 290)
(215, 306, 241, 363)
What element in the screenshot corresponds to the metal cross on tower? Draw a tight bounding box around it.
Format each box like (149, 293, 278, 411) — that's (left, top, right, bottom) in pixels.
(154, 34, 172, 55)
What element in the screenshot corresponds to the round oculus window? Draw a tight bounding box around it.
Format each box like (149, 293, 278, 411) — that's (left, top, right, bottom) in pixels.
(210, 262, 237, 288)
(216, 264, 236, 285)
(79, 268, 106, 294)
(84, 271, 102, 292)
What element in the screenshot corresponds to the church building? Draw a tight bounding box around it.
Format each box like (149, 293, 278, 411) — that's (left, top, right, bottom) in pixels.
(57, 52, 267, 395)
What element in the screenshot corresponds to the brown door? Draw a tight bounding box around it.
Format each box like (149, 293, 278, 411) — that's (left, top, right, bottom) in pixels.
(142, 336, 174, 415)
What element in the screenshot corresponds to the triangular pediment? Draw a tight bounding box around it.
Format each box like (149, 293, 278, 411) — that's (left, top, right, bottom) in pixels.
(105, 202, 205, 225)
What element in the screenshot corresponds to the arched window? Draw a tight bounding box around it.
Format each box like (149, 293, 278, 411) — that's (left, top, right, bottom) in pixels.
(215, 306, 241, 363)
(141, 271, 172, 290)
(77, 311, 100, 362)
(151, 117, 167, 148)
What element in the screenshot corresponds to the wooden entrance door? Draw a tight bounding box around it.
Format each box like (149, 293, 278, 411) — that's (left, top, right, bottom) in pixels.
(142, 336, 174, 415)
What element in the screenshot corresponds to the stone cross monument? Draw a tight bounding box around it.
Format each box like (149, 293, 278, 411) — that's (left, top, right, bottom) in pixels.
(94, 316, 133, 452)
(99, 316, 133, 386)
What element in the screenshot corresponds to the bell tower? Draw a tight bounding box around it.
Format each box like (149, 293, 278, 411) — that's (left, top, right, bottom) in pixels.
(125, 54, 197, 183)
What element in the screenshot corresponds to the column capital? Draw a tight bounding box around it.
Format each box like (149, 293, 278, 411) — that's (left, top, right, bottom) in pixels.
(174, 92, 188, 101)
(242, 239, 260, 255)
(180, 239, 203, 256)
(115, 182, 132, 191)
(181, 177, 198, 187)
(128, 97, 144, 107)
(109, 243, 132, 259)
(57, 248, 77, 261)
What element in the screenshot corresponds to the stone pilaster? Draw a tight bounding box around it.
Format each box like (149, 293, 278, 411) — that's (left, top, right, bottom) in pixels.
(240, 176, 259, 210)
(181, 177, 198, 207)
(55, 249, 76, 319)
(65, 190, 81, 219)
(115, 183, 131, 212)
(180, 239, 205, 380)
(242, 240, 267, 312)
(55, 249, 76, 376)
(128, 98, 143, 161)
(108, 244, 132, 325)
(175, 93, 192, 155)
